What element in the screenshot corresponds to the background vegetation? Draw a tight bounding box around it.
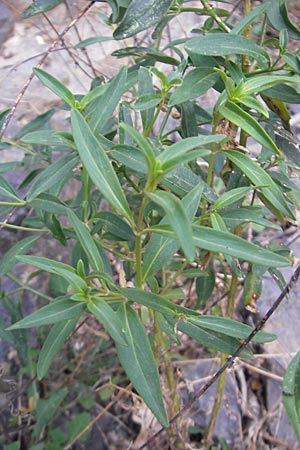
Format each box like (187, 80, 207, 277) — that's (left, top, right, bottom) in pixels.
(1, 0, 300, 448)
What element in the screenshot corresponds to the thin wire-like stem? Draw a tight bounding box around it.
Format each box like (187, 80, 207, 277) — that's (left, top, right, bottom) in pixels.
(138, 264, 300, 449)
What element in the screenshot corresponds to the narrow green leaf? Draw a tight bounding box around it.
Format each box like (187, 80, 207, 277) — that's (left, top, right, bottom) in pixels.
(219, 207, 281, 230)
(14, 109, 55, 140)
(111, 145, 148, 174)
(223, 149, 295, 219)
(37, 316, 80, 379)
(0, 236, 40, 276)
(16, 255, 88, 292)
(192, 225, 290, 267)
(169, 69, 219, 106)
(147, 190, 195, 261)
(67, 210, 104, 272)
(26, 154, 79, 201)
(84, 66, 127, 134)
(21, 130, 76, 148)
(188, 316, 276, 343)
(212, 186, 253, 211)
(119, 123, 156, 170)
(241, 75, 300, 97)
(238, 96, 269, 117)
(0, 175, 23, 201)
(159, 135, 226, 166)
(185, 34, 269, 65)
(196, 261, 215, 308)
(28, 193, 69, 215)
(267, 0, 300, 40)
(219, 101, 280, 154)
(75, 36, 113, 48)
(94, 211, 135, 241)
(33, 68, 76, 107)
(87, 297, 127, 345)
(231, 3, 269, 35)
(283, 352, 300, 441)
(71, 109, 132, 222)
(143, 184, 203, 280)
(167, 316, 253, 359)
(112, 46, 179, 66)
(116, 303, 168, 427)
(6, 297, 86, 330)
(121, 287, 197, 317)
(131, 94, 161, 111)
(113, 0, 173, 39)
(138, 67, 156, 129)
(20, 0, 63, 18)
(150, 224, 290, 267)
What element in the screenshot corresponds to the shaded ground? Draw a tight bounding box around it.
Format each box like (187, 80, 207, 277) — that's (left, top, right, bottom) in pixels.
(1, 1, 300, 449)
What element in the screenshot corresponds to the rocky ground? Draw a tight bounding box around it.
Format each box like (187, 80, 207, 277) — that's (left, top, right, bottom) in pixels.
(1, 1, 300, 449)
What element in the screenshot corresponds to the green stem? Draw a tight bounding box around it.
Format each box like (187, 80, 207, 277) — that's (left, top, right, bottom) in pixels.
(82, 166, 89, 222)
(199, 0, 231, 33)
(205, 353, 227, 446)
(135, 196, 148, 288)
(7, 273, 53, 301)
(143, 101, 164, 137)
(0, 222, 48, 233)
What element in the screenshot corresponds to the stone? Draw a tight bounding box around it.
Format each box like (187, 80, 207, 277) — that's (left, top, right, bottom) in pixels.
(0, 2, 14, 47)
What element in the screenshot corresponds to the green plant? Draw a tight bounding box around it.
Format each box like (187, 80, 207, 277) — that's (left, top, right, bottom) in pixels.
(1, 0, 300, 448)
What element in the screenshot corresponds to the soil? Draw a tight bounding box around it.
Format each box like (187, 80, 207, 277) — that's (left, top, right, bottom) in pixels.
(1, 1, 300, 449)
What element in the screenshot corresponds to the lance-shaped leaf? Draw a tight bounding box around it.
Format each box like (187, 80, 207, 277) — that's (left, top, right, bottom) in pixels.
(119, 123, 156, 171)
(149, 224, 290, 267)
(219, 206, 281, 230)
(26, 154, 79, 201)
(192, 225, 290, 267)
(71, 109, 132, 223)
(147, 190, 195, 261)
(240, 75, 300, 97)
(21, 130, 76, 149)
(87, 297, 127, 345)
(16, 255, 88, 292)
(84, 67, 127, 134)
(121, 287, 198, 317)
(158, 134, 226, 167)
(33, 68, 76, 107)
(116, 303, 168, 427)
(0, 175, 24, 202)
(37, 315, 80, 380)
(21, 0, 63, 18)
(0, 236, 41, 276)
(188, 315, 276, 343)
(169, 69, 219, 106)
(185, 34, 269, 65)
(6, 297, 86, 330)
(212, 186, 253, 211)
(143, 184, 203, 280)
(219, 101, 280, 155)
(113, 0, 173, 39)
(231, 3, 269, 35)
(223, 149, 295, 220)
(29, 193, 69, 215)
(67, 210, 104, 273)
(283, 352, 300, 441)
(166, 316, 253, 359)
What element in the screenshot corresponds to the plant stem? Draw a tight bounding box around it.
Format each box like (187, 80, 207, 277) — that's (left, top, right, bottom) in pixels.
(205, 353, 227, 445)
(135, 196, 148, 288)
(82, 166, 89, 222)
(242, 0, 252, 72)
(7, 273, 53, 301)
(200, 0, 231, 33)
